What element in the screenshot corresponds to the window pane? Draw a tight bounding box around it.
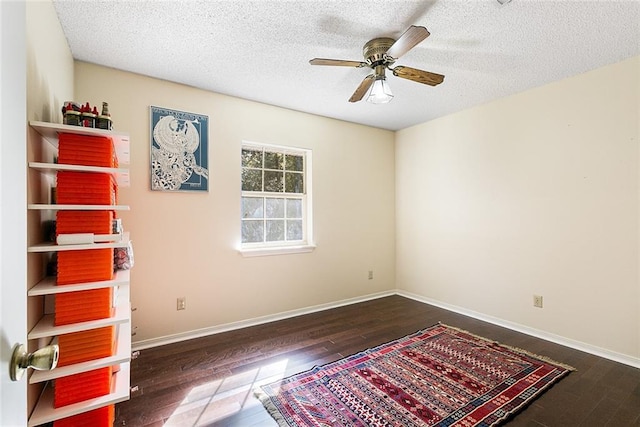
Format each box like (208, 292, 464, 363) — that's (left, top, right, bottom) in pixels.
(266, 220, 285, 241)
(285, 172, 303, 193)
(286, 199, 302, 218)
(285, 154, 303, 172)
(287, 220, 303, 241)
(264, 171, 283, 192)
(242, 197, 263, 218)
(242, 169, 262, 191)
(264, 151, 284, 170)
(242, 149, 262, 168)
(242, 220, 264, 243)
(265, 198, 284, 218)
(241, 143, 309, 248)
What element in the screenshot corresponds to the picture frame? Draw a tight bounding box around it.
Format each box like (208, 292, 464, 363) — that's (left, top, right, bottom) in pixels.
(150, 106, 209, 192)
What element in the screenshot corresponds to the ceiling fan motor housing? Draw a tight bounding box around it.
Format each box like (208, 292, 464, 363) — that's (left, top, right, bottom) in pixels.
(363, 37, 396, 66)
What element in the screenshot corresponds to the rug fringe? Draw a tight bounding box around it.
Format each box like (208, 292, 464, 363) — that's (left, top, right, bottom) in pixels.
(254, 389, 292, 427)
(439, 322, 577, 372)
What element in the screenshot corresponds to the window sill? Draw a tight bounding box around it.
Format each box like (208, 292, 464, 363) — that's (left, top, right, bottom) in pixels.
(239, 244, 316, 258)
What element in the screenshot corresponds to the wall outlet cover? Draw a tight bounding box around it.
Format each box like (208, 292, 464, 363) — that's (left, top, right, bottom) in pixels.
(533, 295, 543, 308)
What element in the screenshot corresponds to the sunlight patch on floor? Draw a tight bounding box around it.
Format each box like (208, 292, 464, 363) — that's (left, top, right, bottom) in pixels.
(163, 359, 288, 426)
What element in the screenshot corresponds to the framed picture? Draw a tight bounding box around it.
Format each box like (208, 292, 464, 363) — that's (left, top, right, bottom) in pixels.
(150, 106, 209, 192)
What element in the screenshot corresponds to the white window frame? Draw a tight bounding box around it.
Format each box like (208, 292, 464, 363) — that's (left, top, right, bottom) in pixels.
(239, 141, 315, 257)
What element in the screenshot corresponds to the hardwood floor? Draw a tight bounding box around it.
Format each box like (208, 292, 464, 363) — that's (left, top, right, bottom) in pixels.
(116, 296, 640, 426)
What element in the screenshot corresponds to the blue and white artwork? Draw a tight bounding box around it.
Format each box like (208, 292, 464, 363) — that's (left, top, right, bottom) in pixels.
(150, 106, 209, 192)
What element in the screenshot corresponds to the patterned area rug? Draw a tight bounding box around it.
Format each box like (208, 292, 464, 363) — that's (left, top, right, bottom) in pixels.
(256, 323, 574, 426)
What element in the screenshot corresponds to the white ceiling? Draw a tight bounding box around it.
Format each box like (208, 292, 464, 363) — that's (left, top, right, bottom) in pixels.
(52, 0, 640, 131)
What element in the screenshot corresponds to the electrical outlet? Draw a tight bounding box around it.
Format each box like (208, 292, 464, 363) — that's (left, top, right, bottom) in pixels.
(368, 270, 374, 280)
(533, 295, 543, 308)
(177, 297, 186, 311)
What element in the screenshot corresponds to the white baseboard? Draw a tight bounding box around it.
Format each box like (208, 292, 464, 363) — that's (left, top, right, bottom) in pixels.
(396, 289, 640, 369)
(133, 289, 639, 369)
(132, 290, 395, 351)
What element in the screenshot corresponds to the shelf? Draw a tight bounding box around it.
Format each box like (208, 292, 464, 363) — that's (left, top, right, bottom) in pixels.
(28, 232, 130, 253)
(29, 120, 130, 165)
(27, 120, 133, 425)
(28, 362, 131, 426)
(28, 203, 130, 211)
(30, 323, 132, 384)
(29, 162, 130, 187)
(28, 270, 130, 296)
(28, 295, 130, 340)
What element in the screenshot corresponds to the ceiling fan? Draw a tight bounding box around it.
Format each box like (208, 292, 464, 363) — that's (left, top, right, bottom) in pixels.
(309, 25, 444, 104)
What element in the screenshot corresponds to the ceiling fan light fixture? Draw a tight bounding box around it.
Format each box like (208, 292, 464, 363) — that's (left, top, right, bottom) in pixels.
(367, 76, 394, 104)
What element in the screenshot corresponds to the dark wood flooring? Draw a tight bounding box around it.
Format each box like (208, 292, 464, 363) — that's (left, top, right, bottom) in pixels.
(116, 295, 640, 426)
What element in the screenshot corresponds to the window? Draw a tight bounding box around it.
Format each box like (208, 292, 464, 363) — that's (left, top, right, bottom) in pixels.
(241, 142, 313, 255)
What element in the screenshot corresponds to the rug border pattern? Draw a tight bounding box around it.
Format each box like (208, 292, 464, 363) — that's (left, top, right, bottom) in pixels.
(255, 322, 575, 427)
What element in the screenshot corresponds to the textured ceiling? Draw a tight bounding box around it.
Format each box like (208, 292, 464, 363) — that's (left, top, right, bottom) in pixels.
(53, 0, 640, 131)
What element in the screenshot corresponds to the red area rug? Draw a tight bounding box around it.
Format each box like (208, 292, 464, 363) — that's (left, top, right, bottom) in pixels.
(256, 323, 574, 426)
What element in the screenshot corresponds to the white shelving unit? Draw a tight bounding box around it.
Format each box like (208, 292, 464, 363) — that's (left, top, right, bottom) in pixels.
(27, 121, 132, 426)
(28, 232, 130, 253)
(28, 363, 131, 427)
(28, 288, 130, 340)
(28, 204, 130, 211)
(30, 322, 132, 384)
(29, 121, 130, 164)
(28, 162, 130, 187)
(28, 270, 130, 296)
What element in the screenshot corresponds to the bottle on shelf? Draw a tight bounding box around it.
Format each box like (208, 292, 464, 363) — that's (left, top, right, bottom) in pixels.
(97, 102, 112, 130)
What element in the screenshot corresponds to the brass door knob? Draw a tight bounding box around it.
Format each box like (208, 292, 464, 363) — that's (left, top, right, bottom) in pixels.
(9, 343, 59, 381)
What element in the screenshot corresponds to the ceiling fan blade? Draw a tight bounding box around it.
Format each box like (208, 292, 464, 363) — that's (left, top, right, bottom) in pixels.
(385, 25, 430, 59)
(349, 75, 375, 103)
(392, 65, 444, 86)
(309, 58, 367, 67)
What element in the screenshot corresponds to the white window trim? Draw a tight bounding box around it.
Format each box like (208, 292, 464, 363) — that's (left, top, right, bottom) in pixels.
(238, 244, 316, 258)
(240, 141, 314, 256)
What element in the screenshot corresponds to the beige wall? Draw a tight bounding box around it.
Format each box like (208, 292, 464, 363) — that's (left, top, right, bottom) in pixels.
(26, 1, 73, 124)
(396, 56, 640, 359)
(74, 62, 396, 344)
